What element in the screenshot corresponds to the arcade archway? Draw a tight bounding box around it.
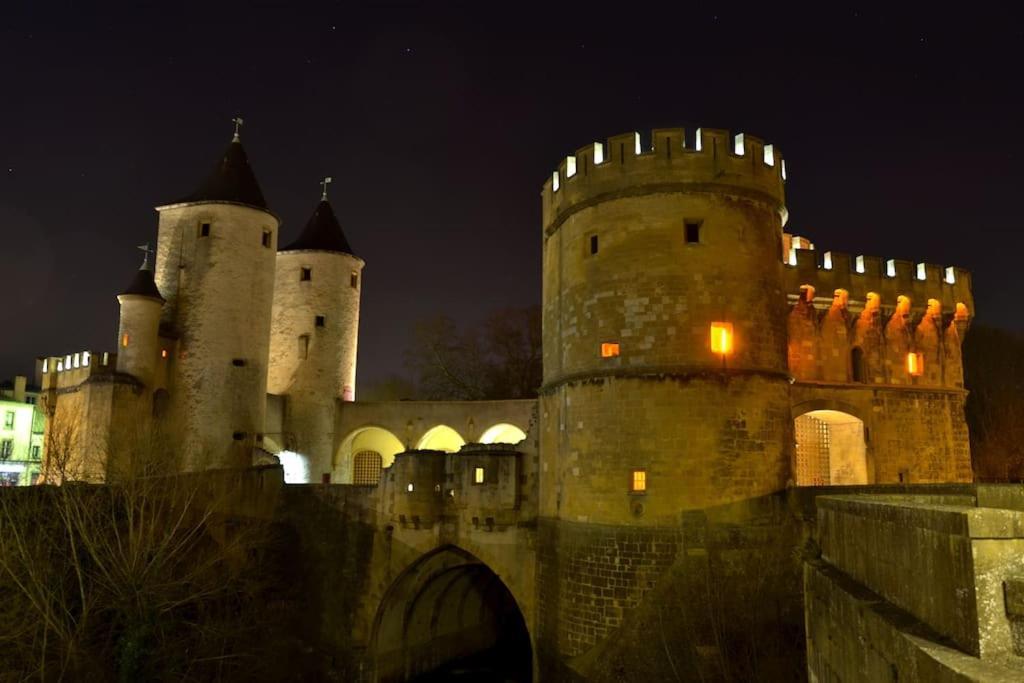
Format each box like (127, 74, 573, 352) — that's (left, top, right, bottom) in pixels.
(479, 423, 527, 445)
(415, 425, 465, 452)
(794, 410, 867, 485)
(370, 546, 532, 682)
(336, 427, 405, 484)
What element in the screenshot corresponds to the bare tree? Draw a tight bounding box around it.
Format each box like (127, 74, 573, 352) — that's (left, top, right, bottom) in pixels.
(405, 305, 542, 400)
(964, 325, 1024, 481)
(0, 411, 279, 681)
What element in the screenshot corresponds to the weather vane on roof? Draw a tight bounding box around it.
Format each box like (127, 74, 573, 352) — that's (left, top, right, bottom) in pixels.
(231, 116, 244, 142)
(320, 176, 333, 200)
(136, 243, 155, 270)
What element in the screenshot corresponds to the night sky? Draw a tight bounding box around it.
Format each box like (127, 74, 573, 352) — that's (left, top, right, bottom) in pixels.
(3, 4, 1023, 388)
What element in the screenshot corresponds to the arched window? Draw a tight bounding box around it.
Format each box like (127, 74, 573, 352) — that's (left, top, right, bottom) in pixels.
(851, 347, 866, 383)
(353, 450, 383, 485)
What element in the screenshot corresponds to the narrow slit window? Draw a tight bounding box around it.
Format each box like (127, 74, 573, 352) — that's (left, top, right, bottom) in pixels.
(231, 358, 246, 367)
(300, 267, 312, 281)
(631, 469, 647, 492)
(474, 466, 485, 484)
(261, 229, 272, 248)
(685, 220, 701, 244)
(350, 272, 358, 288)
(121, 333, 130, 348)
(298, 334, 309, 359)
(315, 315, 325, 328)
(199, 222, 211, 238)
(589, 234, 599, 255)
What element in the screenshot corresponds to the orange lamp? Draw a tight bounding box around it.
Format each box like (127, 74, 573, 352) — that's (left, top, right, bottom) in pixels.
(601, 342, 620, 358)
(906, 352, 924, 377)
(710, 322, 733, 355)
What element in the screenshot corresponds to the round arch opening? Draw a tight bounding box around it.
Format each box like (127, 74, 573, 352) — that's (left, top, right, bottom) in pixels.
(794, 409, 867, 486)
(479, 423, 527, 445)
(370, 546, 532, 682)
(415, 425, 465, 453)
(336, 426, 405, 484)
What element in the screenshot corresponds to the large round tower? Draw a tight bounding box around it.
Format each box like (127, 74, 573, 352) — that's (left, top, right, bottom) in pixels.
(153, 127, 279, 470)
(539, 127, 791, 525)
(267, 184, 363, 482)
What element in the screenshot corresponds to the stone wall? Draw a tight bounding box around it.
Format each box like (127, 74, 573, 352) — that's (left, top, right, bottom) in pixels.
(806, 494, 1024, 681)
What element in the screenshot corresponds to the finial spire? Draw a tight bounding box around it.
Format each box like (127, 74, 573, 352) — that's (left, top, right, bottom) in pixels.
(231, 116, 244, 142)
(137, 243, 155, 271)
(320, 176, 333, 201)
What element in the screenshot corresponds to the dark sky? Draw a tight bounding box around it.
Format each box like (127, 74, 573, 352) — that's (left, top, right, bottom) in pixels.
(2, 3, 1023, 387)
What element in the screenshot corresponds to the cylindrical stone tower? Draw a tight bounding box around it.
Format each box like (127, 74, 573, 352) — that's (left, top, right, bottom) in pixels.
(268, 192, 363, 481)
(539, 127, 791, 525)
(153, 132, 279, 470)
(115, 253, 165, 387)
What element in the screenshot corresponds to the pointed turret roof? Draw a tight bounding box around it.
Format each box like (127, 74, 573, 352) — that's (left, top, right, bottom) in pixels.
(176, 137, 269, 209)
(280, 199, 355, 255)
(119, 249, 164, 301)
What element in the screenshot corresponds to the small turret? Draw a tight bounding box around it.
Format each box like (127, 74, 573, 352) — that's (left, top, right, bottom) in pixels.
(116, 246, 164, 386)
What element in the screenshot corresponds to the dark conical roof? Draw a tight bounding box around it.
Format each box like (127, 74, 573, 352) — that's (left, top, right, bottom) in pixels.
(177, 139, 269, 209)
(280, 200, 355, 255)
(119, 262, 164, 301)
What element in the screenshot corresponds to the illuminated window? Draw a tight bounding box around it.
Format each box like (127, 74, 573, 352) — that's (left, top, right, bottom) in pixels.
(589, 234, 599, 255)
(300, 267, 311, 281)
(916, 263, 926, 281)
(634, 132, 642, 155)
(102, 352, 109, 366)
(65, 354, 71, 368)
(601, 342, 620, 358)
(552, 171, 560, 192)
(121, 334, 129, 348)
(823, 251, 833, 270)
(42, 359, 48, 373)
(566, 156, 577, 178)
(406, 483, 415, 493)
(474, 466, 485, 484)
(763, 144, 775, 166)
(684, 220, 701, 244)
(72, 353, 80, 369)
(855, 255, 865, 274)
(261, 230, 272, 248)
(695, 128, 703, 151)
(733, 133, 745, 156)
(710, 322, 733, 355)
(82, 351, 90, 367)
(631, 469, 647, 492)
(57, 360, 63, 372)
(199, 222, 211, 238)
(350, 272, 358, 289)
(593, 142, 605, 164)
(353, 451, 382, 485)
(160, 349, 168, 359)
(907, 352, 924, 377)
(886, 259, 896, 277)
(945, 267, 956, 284)
(315, 315, 325, 328)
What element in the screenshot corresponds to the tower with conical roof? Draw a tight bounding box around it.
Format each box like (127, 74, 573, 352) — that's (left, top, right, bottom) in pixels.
(153, 122, 280, 470)
(268, 179, 364, 481)
(115, 246, 165, 387)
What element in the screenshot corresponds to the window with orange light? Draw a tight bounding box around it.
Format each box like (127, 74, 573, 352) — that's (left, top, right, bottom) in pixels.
(160, 349, 168, 359)
(710, 322, 733, 354)
(631, 469, 647, 493)
(906, 352, 924, 377)
(121, 333, 130, 348)
(601, 342, 620, 358)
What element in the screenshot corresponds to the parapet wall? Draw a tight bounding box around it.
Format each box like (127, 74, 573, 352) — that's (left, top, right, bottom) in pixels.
(783, 246, 974, 316)
(542, 127, 786, 233)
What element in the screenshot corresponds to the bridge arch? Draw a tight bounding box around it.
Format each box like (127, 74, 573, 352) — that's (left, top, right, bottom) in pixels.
(335, 426, 405, 484)
(415, 425, 465, 452)
(369, 545, 532, 682)
(478, 422, 527, 445)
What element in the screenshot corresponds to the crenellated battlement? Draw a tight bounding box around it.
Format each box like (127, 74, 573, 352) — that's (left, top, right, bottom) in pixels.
(542, 127, 787, 234)
(782, 243, 974, 318)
